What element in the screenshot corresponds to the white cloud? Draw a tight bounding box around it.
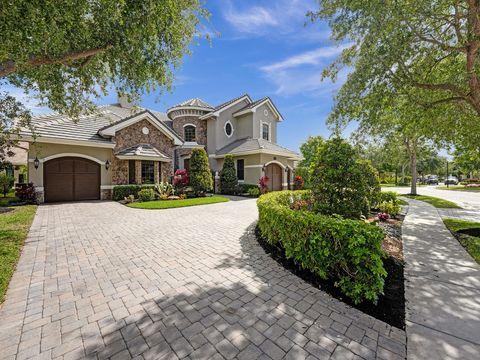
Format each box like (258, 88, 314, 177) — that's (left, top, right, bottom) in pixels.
(259, 45, 350, 96)
(221, 0, 315, 37)
(223, 6, 278, 34)
(260, 45, 349, 73)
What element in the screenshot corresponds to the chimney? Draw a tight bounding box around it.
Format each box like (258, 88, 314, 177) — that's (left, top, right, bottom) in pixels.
(118, 93, 134, 108)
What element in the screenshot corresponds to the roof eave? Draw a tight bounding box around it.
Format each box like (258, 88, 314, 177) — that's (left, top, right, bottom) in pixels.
(18, 134, 116, 149)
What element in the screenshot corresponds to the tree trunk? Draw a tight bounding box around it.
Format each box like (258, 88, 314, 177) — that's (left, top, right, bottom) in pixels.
(404, 136, 418, 195)
(410, 145, 417, 195)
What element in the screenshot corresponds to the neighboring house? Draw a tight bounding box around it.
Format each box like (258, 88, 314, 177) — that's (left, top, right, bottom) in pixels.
(20, 94, 300, 203)
(1, 142, 28, 184)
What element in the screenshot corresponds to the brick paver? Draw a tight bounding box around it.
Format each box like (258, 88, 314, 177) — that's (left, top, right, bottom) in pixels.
(0, 199, 406, 359)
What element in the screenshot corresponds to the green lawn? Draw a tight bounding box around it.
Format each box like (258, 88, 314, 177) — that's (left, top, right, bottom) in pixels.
(443, 218, 480, 264)
(398, 198, 408, 206)
(0, 192, 37, 303)
(402, 194, 461, 209)
(436, 185, 480, 192)
(127, 196, 230, 209)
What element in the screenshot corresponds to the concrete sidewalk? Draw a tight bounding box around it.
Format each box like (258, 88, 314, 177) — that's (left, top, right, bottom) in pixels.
(402, 199, 480, 359)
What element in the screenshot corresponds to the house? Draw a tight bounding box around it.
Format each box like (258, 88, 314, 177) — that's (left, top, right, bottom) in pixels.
(1, 142, 28, 185)
(20, 94, 300, 203)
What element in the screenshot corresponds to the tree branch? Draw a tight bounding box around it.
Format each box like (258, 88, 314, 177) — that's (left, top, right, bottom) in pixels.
(0, 45, 112, 77)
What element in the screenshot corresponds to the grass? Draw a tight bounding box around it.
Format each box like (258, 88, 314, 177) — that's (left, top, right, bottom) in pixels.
(443, 218, 480, 264)
(380, 183, 426, 187)
(402, 194, 461, 209)
(127, 196, 230, 209)
(436, 185, 480, 192)
(0, 189, 37, 303)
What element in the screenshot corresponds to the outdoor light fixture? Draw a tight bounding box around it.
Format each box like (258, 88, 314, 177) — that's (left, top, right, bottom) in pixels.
(262, 164, 266, 172)
(105, 160, 110, 170)
(34, 156, 39, 169)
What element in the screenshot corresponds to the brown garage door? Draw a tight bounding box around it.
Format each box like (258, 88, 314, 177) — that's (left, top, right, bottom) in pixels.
(44, 157, 100, 202)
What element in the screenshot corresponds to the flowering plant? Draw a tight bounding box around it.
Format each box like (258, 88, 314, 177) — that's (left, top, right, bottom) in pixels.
(378, 213, 390, 222)
(173, 169, 189, 187)
(259, 175, 269, 194)
(293, 175, 304, 190)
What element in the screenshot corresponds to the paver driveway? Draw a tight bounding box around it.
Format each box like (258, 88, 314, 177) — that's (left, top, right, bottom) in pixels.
(0, 199, 405, 360)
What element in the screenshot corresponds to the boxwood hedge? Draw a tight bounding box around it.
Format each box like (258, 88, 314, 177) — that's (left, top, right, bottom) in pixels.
(112, 184, 156, 201)
(257, 190, 387, 304)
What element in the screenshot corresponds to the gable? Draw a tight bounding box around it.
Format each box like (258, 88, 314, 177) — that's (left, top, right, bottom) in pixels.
(99, 111, 182, 145)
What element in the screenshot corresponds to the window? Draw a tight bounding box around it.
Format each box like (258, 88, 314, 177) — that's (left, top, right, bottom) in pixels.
(184, 125, 196, 142)
(262, 123, 269, 141)
(237, 159, 244, 181)
(141, 160, 154, 184)
(128, 160, 136, 184)
(225, 121, 233, 137)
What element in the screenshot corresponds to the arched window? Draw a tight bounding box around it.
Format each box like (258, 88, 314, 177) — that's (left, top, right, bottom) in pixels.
(184, 125, 196, 142)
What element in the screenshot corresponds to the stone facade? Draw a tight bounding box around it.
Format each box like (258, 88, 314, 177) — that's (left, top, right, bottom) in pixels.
(101, 189, 112, 200)
(111, 119, 175, 184)
(172, 115, 208, 169)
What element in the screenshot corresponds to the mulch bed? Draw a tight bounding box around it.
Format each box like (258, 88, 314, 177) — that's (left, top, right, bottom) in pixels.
(254, 220, 405, 330)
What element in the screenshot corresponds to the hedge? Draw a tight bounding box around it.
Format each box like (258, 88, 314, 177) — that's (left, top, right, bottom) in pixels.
(112, 184, 155, 201)
(257, 191, 387, 304)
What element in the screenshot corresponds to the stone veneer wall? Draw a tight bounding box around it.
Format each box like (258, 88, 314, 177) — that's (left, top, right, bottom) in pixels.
(111, 119, 175, 184)
(172, 115, 208, 169)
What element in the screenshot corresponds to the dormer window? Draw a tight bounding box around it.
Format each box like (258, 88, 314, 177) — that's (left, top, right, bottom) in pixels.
(262, 123, 270, 141)
(184, 125, 196, 142)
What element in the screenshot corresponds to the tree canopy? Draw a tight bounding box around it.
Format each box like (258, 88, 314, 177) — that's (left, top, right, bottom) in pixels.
(1, 0, 208, 117)
(309, 0, 480, 149)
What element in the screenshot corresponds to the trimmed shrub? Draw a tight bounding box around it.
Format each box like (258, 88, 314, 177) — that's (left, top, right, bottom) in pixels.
(112, 184, 155, 201)
(310, 137, 380, 219)
(189, 148, 212, 196)
(236, 183, 258, 193)
(247, 187, 260, 197)
(138, 188, 155, 202)
(257, 191, 386, 304)
(0, 173, 14, 196)
(219, 154, 238, 194)
(374, 191, 401, 215)
(378, 201, 401, 216)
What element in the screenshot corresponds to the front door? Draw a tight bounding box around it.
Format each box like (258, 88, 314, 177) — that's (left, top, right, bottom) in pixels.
(265, 163, 282, 191)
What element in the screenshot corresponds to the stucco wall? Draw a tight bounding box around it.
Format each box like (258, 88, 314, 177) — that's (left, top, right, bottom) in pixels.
(215, 99, 251, 151)
(28, 142, 112, 188)
(235, 113, 253, 139)
(253, 103, 278, 142)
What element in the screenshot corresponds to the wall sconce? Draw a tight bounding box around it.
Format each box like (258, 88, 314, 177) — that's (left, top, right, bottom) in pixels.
(105, 160, 110, 170)
(34, 156, 40, 169)
(262, 164, 266, 172)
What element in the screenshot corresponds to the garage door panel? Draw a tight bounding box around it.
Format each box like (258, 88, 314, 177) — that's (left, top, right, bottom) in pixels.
(44, 157, 100, 202)
(74, 173, 100, 200)
(46, 174, 74, 202)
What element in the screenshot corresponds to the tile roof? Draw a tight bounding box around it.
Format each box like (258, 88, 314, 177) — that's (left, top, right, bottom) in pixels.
(211, 94, 252, 112)
(19, 104, 175, 144)
(232, 96, 283, 120)
(169, 98, 213, 110)
(115, 144, 171, 160)
(216, 137, 299, 157)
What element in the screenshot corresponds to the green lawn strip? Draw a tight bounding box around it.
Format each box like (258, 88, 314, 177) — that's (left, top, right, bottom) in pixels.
(436, 185, 480, 192)
(402, 194, 461, 209)
(398, 199, 408, 206)
(127, 196, 229, 209)
(443, 218, 480, 264)
(0, 205, 37, 303)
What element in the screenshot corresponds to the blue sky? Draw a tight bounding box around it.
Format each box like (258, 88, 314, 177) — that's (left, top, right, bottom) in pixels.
(10, 0, 350, 152)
